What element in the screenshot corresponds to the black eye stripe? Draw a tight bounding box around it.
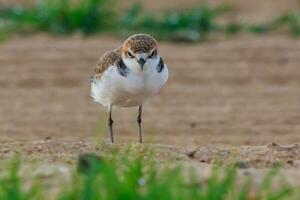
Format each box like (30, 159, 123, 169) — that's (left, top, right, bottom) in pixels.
(149, 51, 157, 58)
(127, 51, 134, 58)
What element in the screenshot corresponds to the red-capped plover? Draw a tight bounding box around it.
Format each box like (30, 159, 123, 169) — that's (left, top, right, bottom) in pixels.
(90, 34, 169, 143)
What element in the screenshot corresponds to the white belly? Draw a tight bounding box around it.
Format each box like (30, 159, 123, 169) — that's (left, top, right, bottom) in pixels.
(91, 64, 168, 107)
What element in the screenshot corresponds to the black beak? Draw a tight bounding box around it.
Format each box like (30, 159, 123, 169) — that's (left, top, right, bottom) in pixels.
(137, 58, 146, 69)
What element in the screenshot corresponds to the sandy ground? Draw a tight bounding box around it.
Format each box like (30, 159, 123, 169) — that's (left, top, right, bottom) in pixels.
(2, 140, 300, 169)
(1, 34, 300, 146)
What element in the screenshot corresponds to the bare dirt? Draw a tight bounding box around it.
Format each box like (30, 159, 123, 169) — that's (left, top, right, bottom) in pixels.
(2, 34, 300, 146)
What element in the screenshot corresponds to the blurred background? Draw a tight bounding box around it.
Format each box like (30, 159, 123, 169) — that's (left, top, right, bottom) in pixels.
(1, 0, 300, 146)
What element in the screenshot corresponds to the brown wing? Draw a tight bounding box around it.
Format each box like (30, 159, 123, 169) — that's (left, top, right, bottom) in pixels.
(93, 46, 122, 80)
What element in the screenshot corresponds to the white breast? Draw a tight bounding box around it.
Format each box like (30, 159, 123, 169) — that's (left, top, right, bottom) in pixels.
(91, 63, 168, 107)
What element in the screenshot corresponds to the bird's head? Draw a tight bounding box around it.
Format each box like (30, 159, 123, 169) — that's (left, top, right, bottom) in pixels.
(122, 34, 160, 73)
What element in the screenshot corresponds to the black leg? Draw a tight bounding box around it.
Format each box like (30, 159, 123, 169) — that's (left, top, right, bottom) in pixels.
(137, 105, 143, 143)
(108, 105, 114, 143)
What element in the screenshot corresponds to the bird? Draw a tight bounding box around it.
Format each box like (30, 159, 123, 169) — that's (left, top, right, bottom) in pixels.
(90, 33, 169, 143)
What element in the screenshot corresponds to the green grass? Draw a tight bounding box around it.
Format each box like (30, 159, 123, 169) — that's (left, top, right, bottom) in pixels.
(120, 3, 231, 41)
(0, 147, 299, 200)
(0, 0, 230, 41)
(0, 0, 116, 35)
(1, 0, 300, 41)
(270, 12, 300, 36)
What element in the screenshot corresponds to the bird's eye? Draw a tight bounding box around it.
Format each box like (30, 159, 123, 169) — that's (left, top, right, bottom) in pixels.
(148, 50, 157, 58)
(127, 51, 135, 58)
